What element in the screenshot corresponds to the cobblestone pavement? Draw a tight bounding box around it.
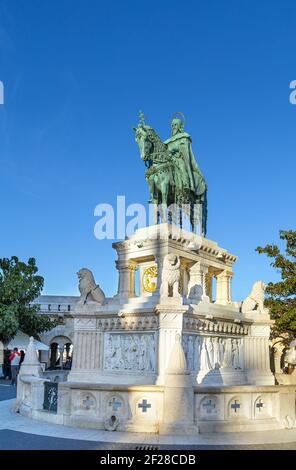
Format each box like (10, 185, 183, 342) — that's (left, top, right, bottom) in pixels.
(1, 385, 296, 450)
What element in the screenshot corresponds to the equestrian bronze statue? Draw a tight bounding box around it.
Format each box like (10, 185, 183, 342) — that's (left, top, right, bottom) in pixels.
(134, 113, 208, 236)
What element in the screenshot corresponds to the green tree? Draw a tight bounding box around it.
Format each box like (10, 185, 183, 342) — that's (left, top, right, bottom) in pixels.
(0, 256, 56, 343)
(256, 230, 296, 342)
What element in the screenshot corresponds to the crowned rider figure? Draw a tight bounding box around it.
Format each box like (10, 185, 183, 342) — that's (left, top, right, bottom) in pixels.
(134, 112, 208, 236)
(165, 114, 207, 234)
(165, 116, 207, 203)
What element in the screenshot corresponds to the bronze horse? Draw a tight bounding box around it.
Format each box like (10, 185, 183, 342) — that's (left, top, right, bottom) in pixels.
(134, 123, 207, 235)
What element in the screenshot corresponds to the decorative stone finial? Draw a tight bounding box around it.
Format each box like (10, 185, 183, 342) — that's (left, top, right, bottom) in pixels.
(19, 336, 42, 377)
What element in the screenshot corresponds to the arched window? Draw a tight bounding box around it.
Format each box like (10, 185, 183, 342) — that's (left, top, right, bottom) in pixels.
(49, 336, 73, 369)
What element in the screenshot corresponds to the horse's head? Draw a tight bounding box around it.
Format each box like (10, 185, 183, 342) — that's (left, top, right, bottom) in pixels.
(134, 124, 154, 165)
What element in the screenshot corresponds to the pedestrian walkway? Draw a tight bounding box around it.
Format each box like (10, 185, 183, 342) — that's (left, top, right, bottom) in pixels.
(0, 387, 296, 449)
(0, 383, 16, 401)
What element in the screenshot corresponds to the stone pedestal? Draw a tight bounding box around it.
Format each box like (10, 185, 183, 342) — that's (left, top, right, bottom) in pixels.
(154, 304, 188, 385)
(16, 223, 292, 435)
(244, 323, 275, 385)
(160, 334, 198, 435)
(68, 315, 103, 383)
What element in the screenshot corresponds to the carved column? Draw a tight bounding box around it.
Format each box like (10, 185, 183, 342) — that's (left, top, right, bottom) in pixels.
(244, 323, 275, 385)
(153, 254, 164, 294)
(200, 264, 210, 302)
(128, 261, 137, 297)
(215, 270, 233, 305)
(181, 265, 190, 297)
(205, 272, 213, 302)
(115, 260, 137, 299)
(187, 262, 209, 303)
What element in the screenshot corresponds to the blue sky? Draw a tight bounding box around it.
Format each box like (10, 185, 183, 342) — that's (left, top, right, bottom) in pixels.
(0, 0, 295, 300)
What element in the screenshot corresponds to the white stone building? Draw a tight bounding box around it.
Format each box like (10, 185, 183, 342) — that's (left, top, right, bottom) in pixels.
(34, 296, 78, 370)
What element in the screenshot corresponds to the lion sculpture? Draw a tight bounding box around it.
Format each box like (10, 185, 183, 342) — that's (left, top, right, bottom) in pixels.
(77, 268, 105, 305)
(241, 280, 268, 314)
(160, 254, 181, 298)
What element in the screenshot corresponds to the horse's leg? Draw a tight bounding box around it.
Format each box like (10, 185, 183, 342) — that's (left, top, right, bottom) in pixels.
(148, 176, 159, 225)
(160, 178, 170, 223)
(167, 184, 173, 225)
(148, 177, 155, 203)
(156, 194, 161, 224)
(190, 201, 195, 232)
(152, 197, 159, 225)
(153, 180, 161, 225)
(153, 176, 161, 224)
(202, 190, 207, 237)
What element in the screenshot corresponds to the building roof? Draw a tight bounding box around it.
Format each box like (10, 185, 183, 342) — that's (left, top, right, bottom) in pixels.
(35, 295, 79, 304)
(5, 331, 49, 351)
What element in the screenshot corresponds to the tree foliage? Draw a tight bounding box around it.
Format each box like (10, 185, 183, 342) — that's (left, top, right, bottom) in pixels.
(256, 230, 296, 342)
(0, 256, 56, 343)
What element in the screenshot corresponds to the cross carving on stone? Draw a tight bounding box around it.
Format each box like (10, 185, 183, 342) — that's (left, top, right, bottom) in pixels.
(231, 400, 240, 413)
(83, 396, 94, 410)
(202, 399, 216, 414)
(256, 399, 264, 412)
(138, 399, 151, 413)
(108, 397, 122, 411)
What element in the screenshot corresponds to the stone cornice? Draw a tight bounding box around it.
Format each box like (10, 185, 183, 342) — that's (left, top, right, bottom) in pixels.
(97, 314, 158, 331)
(61, 382, 164, 392)
(183, 315, 249, 336)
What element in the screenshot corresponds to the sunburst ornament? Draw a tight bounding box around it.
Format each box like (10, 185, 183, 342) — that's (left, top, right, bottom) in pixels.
(142, 265, 158, 293)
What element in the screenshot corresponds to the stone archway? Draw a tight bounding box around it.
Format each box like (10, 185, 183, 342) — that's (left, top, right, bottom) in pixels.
(49, 342, 59, 368)
(49, 335, 73, 369)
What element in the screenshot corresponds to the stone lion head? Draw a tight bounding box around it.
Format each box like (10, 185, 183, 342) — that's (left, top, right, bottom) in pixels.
(250, 280, 266, 300)
(251, 280, 266, 293)
(77, 268, 96, 290)
(164, 254, 180, 268)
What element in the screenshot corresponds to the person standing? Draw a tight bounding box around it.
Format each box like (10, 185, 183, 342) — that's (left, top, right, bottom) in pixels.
(9, 348, 21, 386)
(19, 350, 25, 369)
(3, 350, 11, 380)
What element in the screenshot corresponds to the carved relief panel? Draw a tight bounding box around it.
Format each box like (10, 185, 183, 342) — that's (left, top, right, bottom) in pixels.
(104, 332, 156, 372)
(182, 334, 244, 372)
